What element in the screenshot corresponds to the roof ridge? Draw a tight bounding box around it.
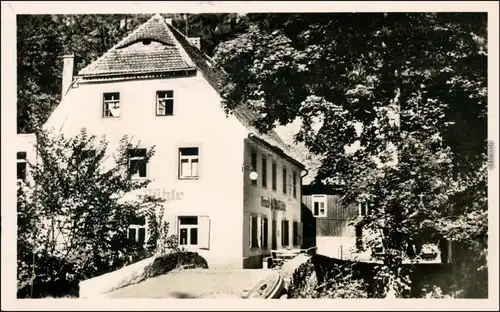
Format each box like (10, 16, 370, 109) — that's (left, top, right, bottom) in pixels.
(167, 22, 219, 66)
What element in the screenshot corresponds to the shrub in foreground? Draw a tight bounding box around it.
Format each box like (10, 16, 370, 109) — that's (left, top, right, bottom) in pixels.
(287, 256, 368, 299)
(143, 251, 209, 280)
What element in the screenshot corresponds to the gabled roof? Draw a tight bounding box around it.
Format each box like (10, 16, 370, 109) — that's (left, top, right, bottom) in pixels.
(78, 14, 195, 78)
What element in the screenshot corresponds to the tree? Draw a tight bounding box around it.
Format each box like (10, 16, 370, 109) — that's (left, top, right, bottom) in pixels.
(214, 13, 487, 297)
(16, 14, 153, 134)
(17, 15, 63, 134)
(17, 128, 166, 298)
(172, 13, 250, 57)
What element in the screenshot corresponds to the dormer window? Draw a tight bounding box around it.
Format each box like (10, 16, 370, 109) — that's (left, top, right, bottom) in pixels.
(103, 92, 120, 118)
(156, 91, 174, 116)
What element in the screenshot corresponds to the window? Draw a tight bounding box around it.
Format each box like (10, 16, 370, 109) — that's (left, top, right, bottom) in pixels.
(282, 167, 287, 194)
(250, 150, 257, 186)
(358, 202, 368, 216)
(156, 90, 174, 116)
(271, 162, 277, 191)
(292, 171, 297, 198)
(17, 152, 27, 181)
(128, 149, 147, 179)
(261, 217, 268, 248)
(250, 215, 259, 248)
(292, 221, 303, 246)
(312, 195, 327, 217)
(179, 216, 198, 246)
(179, 147, 199, 179)
(103, 92, 120, 118)
(128, 215, 146, 244)
(261, 156, 267, 188)
(178, 216, 210, 249)
(281, 220, 289, 247)
(293, 221, 298, 246)
(355, 225, 364, 250)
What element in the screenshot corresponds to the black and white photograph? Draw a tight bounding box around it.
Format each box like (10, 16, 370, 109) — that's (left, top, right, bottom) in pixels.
(1, 1, 498, 310)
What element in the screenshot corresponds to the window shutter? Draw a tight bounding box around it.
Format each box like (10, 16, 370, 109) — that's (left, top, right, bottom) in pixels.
(257, 216, 262, 247)
(138, 228, 146, 244)
(170, 215, 178, 239)
(281, 220, 285, 246)
(298, 223, 303, 247)
(249, 215, 253, 248)
(198, 216, 210, 250)
(260, 217, 266, 247)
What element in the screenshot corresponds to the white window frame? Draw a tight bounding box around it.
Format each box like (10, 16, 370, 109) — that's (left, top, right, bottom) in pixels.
(128, 215, 147, 244)
(358, 202, 369, 216)
(103, 92, 120, 118)
(17, 151, 27, 182)
(178, 216, 199, 247)
(312, 195, 328, 217)
(156, 90, 174, 116)
(128, 148, 147, 179)
(128, 224, 147, 243)
(178, 147, 199, 179)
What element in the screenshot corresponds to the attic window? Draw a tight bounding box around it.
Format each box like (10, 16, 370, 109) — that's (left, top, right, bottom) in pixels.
(142, 39, 152, 45)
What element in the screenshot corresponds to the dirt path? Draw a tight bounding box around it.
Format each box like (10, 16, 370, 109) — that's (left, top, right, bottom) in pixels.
(104, 268, 277, 298)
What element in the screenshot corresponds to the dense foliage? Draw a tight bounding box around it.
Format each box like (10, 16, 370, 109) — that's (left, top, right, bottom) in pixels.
(16, 128, 173, 298)
(17, 13, 489, 298)
(214, 13, 488, 298)
(288, 256, 369, 299)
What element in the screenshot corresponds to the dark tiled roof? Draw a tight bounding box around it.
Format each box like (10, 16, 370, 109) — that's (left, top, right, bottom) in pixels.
(78, 14, 195, 77)
(166, 21, 305, 168)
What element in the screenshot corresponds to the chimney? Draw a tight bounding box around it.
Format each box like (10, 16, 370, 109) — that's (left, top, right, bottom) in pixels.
(61, 54, 74, 98)
(188, 37, 201, 50)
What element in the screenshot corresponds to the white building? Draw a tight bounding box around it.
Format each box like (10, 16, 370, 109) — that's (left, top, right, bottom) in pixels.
(17, 14, 306, 269)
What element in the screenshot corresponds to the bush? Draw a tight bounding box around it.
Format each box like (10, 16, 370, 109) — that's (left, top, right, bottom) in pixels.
(143, 251, 208, 280)
(287, 255, 368, 299)
(16, 129, 167, 298)
(17, 254, 79, 298)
